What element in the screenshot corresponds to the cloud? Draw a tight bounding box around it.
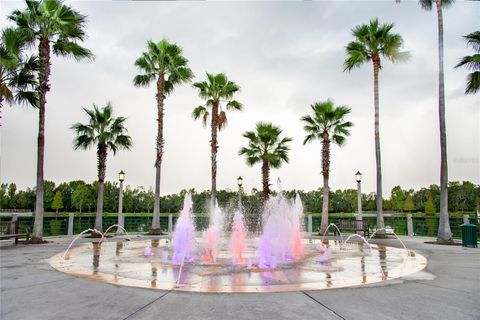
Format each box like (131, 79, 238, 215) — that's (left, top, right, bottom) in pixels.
(1, 0, 478, 197)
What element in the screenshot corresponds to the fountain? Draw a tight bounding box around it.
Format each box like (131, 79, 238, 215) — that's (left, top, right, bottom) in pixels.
(50, 192, 428, 293)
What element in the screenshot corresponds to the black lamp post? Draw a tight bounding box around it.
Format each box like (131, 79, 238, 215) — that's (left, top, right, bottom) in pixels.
(355, 171, 363, 221)
(237, 176, 243, 210)
(116, 170, 125, 235)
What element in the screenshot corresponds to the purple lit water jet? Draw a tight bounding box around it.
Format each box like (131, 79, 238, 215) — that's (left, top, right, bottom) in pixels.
(171, 194, 195, 265)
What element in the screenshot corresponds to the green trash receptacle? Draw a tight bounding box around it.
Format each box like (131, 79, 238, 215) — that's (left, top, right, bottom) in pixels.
(460, 224, 477, 248)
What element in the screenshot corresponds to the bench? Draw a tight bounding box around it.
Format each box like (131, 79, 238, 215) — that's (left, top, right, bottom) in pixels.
(0, 220, 30, 244)
(333, 219, 370, 237)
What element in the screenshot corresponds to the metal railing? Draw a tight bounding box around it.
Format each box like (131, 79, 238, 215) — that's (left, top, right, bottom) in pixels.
(0, 214, 478, 238)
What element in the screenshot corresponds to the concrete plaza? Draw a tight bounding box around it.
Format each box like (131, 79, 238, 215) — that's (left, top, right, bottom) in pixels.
(1, 235, 478, 320)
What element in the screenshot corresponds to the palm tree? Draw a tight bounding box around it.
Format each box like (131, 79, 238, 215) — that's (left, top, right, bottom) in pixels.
(419, 0, 454, 243)
(344, 18, 408, 235)
(239, 122, 292, 201)
(133, 39, 193, 234)
(301, 99, 353, 234)
(71, 103, 132, 232)
(455, 31, 479, 95)
(9, 0, 93, 242)
(193, 73, 242, 206)
(0, 27, 39, 123)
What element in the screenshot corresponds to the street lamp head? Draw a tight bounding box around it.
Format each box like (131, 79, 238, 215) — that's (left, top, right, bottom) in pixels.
(355, 171, 362, 183)
(237, 176, 243, 187)
(119, 170, 125, 182)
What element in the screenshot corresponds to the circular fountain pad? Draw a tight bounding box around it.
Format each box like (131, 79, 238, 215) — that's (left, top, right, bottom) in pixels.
(49, 238, 427, 293)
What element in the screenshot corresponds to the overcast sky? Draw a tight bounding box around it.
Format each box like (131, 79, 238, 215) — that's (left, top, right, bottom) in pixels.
(1, 0, 478, 197)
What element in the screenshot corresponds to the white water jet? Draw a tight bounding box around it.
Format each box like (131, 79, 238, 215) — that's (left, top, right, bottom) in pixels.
(62, 229, 102, 259)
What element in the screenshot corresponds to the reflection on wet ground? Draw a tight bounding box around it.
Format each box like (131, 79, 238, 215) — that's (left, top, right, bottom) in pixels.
(50, 238, 426, 293)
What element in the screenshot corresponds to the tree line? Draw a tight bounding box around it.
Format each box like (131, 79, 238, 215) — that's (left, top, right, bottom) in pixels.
(1, 180, 478, 215)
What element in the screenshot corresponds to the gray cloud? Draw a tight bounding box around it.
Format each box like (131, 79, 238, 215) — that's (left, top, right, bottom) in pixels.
(1, 0, 478, 197)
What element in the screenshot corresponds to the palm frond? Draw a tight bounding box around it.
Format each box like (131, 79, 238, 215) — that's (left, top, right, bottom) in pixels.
(192, 105, 207, 120)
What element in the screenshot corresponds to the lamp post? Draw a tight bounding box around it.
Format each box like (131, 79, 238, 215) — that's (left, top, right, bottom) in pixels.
(116, 170, 125, 235)
(237, 176, 243, 210)
(355, 171, 363, 221)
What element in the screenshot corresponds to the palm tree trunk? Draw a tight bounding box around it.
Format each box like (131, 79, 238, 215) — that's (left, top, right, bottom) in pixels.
(436, 0, 452, 243)
(31, 36, 50, 242)
(320, 132, 330, 234)
(262, 158, 270, 201)
(151, 74, 165, 234)
(95, 143, 107, 233)
(210, 101, 219, 208)
(373, 55, 385, 234)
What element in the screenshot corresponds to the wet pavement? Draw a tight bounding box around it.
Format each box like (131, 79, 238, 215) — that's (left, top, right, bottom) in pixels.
(1, 235, 479, 320)
(49, 238, 426, 293)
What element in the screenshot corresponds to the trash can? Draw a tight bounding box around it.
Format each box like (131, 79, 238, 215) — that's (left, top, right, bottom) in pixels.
(460, 224, 478, 248)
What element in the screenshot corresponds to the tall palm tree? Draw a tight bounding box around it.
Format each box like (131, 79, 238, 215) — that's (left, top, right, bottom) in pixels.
(193, 73, 242, 206)
(71, 103, 132, 232)
(344, 18, 408, 234)
(419, 0, 454, 243)
(239, 122, 292, 201)
(455, 31, 479, 95)
(0, 27, 39, 123)
(9, 0, 93, 242)
(133, 39, 193, 234)
(301, 99, 353, 234)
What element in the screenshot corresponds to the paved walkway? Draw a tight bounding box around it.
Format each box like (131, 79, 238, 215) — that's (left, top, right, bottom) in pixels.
(1, 236, 479, 320)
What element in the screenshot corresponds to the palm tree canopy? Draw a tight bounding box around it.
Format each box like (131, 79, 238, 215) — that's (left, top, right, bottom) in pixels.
(8, 0, 93, 60)
(239, 122, 292, 169)
(344, 18, 409, 71)
(419, 0, 455, 10)
(133, 39, 194, 94)
(71, 103, 132, 154)
(301, 99, 353, 146)
(192, 72, 242, 130)
(0, 27, 39, 107)
(455, 31, 480, 94)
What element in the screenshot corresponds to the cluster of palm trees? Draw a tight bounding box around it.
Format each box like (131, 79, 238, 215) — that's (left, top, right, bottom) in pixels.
(1, 0, 477, 243)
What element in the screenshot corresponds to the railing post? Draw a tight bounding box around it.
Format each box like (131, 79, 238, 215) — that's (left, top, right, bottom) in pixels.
(168, 214, 173, 233)
(307, 214, 313, 234)
(463, 214, 470, 225)
(407, 214, 414, 237)
(11, 214, 18, 222)
(68, 213, 74, 236)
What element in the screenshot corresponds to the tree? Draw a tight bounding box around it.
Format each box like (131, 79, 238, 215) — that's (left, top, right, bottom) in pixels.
(0, 27, 39, 124)
(43, 180, 55, 211)
(301, 99, 353, 234)
(71, 103, 132, 232)
(455, 31, 479, 94)
(403, 194, 415, 213)
(9, 0, 93, 242)
(344, 18, 409, 234)
(52, 191, 63, 214)
(133, 38, 193, 234)
(424, 194, 436, 215)
(193, 73, 242, 207)
(239, 122, 292, 201)
(419, 0, 454, 243)
(390, 185, 406, 212)
(71, 184, 92, 213)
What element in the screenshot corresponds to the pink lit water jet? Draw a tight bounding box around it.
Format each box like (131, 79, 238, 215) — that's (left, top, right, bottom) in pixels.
(202, 202, 223, 263)
(231, 210, 246, 264)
